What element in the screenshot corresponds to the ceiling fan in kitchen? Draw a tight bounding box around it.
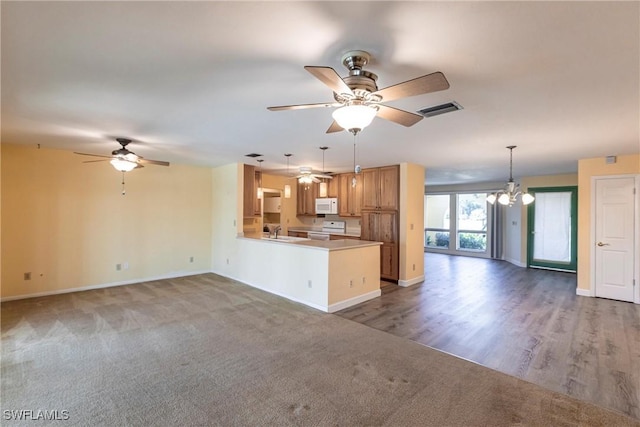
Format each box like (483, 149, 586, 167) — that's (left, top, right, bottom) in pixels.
(267, 50, 450, 134)
(295, 166, 333, 185)
(74, 137, 170, 172)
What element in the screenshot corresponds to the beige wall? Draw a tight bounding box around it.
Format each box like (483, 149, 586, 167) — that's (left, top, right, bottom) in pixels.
(517, 173, 578, 265)
(1, 143, 212, 299)
(399, 163, 425, 286)
(576, 154, 640, 291)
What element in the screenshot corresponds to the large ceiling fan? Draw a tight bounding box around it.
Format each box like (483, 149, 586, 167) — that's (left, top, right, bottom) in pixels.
(267, 50, 450, 134)
(74, 138, 170, 172)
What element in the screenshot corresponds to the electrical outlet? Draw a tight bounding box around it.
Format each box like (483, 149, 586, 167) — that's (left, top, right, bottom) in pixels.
(233, 220, 236, 227)
(116, 264, 122, 271)
(349, 280, 353, 288)
(413, 263, 416, 271)
(362, 277, 366, 284)
(123, 262, 129, 270)
(410, 223, 414, 230)
(308, 280, 312, 288)
(226, 258, 230, 265)
(24, 272, 31, 280)
(189, 256, 194, 263)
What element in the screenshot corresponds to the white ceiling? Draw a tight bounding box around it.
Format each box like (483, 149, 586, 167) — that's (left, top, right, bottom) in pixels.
(2, 1, 639, 185)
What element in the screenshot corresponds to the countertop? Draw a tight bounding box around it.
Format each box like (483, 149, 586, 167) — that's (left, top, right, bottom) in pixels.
(288, 226, 361, 238)
(292, 239, 381, 251)
(240, 236, 380, 251)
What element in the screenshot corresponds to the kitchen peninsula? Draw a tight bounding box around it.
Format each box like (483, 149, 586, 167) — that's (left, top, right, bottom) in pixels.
(235, 235, 381, 313)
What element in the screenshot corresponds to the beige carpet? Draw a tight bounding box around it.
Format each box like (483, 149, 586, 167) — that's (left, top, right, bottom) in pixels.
(2, 274, 638, 426)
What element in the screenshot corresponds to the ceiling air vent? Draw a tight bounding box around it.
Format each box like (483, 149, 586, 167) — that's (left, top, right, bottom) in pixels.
(244, 153, 263, 158)
(417, 101, 463, 118)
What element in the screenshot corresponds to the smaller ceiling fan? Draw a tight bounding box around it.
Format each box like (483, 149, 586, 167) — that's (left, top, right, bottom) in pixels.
(295, 166, 333, 184)
(74, 138, 170, 172)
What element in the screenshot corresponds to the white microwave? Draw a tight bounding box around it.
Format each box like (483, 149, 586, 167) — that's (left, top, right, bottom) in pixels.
(315, 198, 338, 215)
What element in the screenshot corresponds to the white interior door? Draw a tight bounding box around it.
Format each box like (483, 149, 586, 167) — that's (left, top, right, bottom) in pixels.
(594, 177, 636, 302)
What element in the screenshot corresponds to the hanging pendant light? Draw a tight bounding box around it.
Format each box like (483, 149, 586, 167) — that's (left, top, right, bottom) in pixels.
(319, 146, 328, 198)
(256, 158, 263, 199)
(487, 146, 534, 207)
(283, 153, 292, 199)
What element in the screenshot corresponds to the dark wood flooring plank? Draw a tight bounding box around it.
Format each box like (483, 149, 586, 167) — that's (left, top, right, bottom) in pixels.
(336, 253, 640, 420)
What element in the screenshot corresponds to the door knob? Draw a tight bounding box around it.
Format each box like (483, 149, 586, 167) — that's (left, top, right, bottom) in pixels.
(597, 242, 610, 247)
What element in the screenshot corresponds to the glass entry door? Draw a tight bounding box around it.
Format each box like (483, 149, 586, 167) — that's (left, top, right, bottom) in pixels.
(527, 186, 577, 272)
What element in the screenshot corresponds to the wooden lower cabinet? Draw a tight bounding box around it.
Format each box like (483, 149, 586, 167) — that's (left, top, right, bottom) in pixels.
(361, 210, 399, 281)
(380, 243, 398, 281)
(288, 231, 308, 238)
(329, 234, 360, 240)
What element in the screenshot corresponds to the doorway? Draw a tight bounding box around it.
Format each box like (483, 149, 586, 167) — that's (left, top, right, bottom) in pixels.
(592, 176, 638, 303)
(527, 186, 578, 272)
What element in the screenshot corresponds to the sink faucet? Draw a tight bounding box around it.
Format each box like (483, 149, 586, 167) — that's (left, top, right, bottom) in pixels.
(274, 225, 282, 238)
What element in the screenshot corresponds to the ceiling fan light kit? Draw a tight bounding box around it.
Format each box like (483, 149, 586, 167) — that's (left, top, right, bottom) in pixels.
(487, 145, 534, 207)
(110, 158, 138, 172)
(332, 104, 378, 134)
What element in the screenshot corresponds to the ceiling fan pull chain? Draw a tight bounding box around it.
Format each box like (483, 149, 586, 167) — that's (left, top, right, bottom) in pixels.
(121, 172, 126, 196)
(352, 134, 358, 188)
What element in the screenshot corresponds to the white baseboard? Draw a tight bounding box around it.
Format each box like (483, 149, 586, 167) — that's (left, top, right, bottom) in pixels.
(398, 275, 425, 287)
(0, 270, 211, 302)
(219, 273, 330, 313)
(505, 257, 526, 268)
(576, 288, 594, 297)
(327, 289, 381, 313)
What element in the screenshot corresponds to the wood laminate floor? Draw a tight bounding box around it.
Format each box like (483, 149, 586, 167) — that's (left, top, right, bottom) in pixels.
(337, 253, 640, 420)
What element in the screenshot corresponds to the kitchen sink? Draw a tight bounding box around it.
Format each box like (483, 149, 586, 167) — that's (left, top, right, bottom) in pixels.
(261, 234, 310, 242)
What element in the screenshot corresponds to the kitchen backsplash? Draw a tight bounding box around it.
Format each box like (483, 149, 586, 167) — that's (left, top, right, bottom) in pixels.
(297, 215, 361, 234)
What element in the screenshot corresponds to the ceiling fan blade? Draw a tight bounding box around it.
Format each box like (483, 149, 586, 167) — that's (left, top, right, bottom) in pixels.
(376, 104, 424, 127)
(326, 120, 344, 133)
(304, 66, 353, 96)
(267, 102, 340, 111)
(138, 158, 170, 167)
(82, 159, 110, 163)
(373, 71, 450, 102)
(74, 152, 113, 159)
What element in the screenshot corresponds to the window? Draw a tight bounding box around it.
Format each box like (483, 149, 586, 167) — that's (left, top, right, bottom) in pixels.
(456, 193, 487, 252)
(424, 195, 450, 249)
(425, 192, 491, 257)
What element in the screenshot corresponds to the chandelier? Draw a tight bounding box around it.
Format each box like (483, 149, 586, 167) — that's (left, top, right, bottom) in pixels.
(487, 146, 534, 207)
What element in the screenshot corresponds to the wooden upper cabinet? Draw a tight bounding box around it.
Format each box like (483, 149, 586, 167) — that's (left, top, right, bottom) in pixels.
(361, 165, 399, 211)
(338, 173, 362, 217)
(243, 164, 260, 218)
(297, 181, 317, 216)
(327, 176, 339, 198)
(361, 169, 379, 210)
